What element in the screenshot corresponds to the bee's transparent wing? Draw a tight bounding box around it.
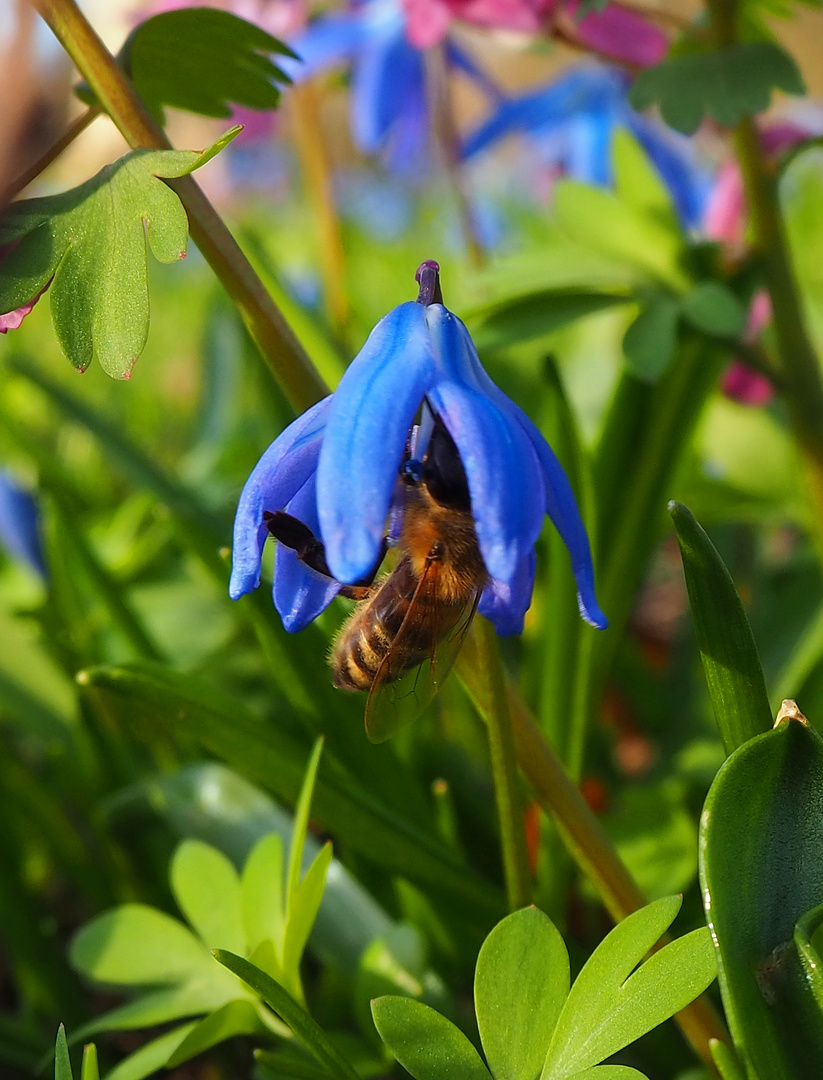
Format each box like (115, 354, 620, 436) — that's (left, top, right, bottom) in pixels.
(364, 568, 480, 743)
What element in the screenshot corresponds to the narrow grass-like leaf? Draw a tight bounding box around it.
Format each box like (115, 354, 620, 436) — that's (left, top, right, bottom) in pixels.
(170, 841, 245, 953)
(286, 739, 324, 916)
(214, 951, 360, 1080)
(70, 905, 212, 985)
(283, 843, 333, 982)
(795, 902, 823, 1011)
(543, 897, 716, 1077)
(669, 501, 772, 754)
(700, 717, 823, 1078)
(709, 1040, 747, 1080)
(475, 907, 568, 1080)
(80, 1044, 99, 1080)
(371, 997, 492, 1080)
(78, 664, 502, 922)
(69, 981, 236, 1040)
(55, 1026, 72, 1080)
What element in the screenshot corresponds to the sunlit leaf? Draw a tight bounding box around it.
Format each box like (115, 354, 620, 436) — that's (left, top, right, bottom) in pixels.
(241, 833, 285, 955)
(371, 997, 492, 1080)
(165, 999, 266, 1068)
(54, 1026, 72, 1080)
(0, 132, 238, 377)
(474, 907, 568, 1080)
(170, 840, 245, 953)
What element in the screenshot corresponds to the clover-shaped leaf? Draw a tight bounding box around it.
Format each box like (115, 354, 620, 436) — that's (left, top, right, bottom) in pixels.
(630, 43, 805, 134)
(0, 130, 238, 377)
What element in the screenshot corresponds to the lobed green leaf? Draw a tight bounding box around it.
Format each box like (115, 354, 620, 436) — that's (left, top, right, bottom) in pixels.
(630, 43, 805, 134)
(0, 133, 238, 377)
(622, 297, 680, 382)
(241, 833, 285, 956)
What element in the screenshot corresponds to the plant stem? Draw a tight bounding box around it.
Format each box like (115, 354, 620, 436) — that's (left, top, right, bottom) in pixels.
(289, 84, 350, 337)
(30, 0, 328, 414)
(467, 617, 532, 911)
(706, 0, 823, 543)
(505, 689, 729, 1066)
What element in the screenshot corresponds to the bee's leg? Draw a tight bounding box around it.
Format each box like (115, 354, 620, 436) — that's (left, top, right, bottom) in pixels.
(263, 510, 384, 598)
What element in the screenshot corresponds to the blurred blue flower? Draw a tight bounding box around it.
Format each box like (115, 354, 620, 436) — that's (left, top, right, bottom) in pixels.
(230, 262, 607, 636)
(463, 65, 711, 228)
(0, 472, 46, 578)
(283, 0, 499, 174)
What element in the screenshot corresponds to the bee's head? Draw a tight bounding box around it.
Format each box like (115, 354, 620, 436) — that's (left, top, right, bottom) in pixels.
(419, 416, 471, 512)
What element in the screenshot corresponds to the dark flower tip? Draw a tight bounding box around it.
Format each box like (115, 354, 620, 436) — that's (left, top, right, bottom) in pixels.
(415, 260, 443, 307)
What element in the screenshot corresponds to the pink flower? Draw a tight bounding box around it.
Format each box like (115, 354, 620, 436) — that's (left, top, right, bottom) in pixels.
(403, 0, 668, 68)
(721, 290, 775, 406)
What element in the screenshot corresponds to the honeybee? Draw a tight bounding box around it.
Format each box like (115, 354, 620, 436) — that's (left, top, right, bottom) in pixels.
(264, 416, 486, 741)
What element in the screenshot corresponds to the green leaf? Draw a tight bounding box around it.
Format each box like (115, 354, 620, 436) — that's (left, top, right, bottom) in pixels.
(165, 999, 266, 1068)
(55, 1026, 73, 1080)
(612, 128, 680, 235)
(69, 904, 212, 985)
(468, 290, 630, 351)
(474, 908, 568, 1080)
(669, 502, 772, 754)
(120, 8, 295, 124)
(241, 833, 285, 955)
(103, 1023, 198, 1080)
(286, 738, 324, 916)
(371, 997, 492, 1080)
(553, 181, 689, 291)
(543, 897, 717, 1078)
(630, 43, 805, 134)
(0, 133, 238, 377)
(213, 950, 360, 1080)
(283, 842, 333, 982)
(70, 980, 238, 1039)
(170, 840, 245, 953)
(700, 718, 823, 1078)
(567, 1070, 648, 1079)
(81, 1044, 99, 1080)
(622, 297, 680, 382)
(680, 282, 747, 338)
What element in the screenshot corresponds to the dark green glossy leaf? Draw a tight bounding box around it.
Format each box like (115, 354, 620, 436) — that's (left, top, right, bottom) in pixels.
(795, 902, 823, 1011)
(630, 43, 805, 134)
(622, 297, 680, 382)
(214, 951, 360, 1080)
(371, 997, 491, 1080)
(469, 290, 630, 351)
(122, 9, 295, 124)
(669, 501, 772, 754)
(474, 907, 568, 1080)
(680, 282, 747, 338)
(700, 717, 823, 1078)
(0, 132, 238, 377)
(542, 897, 716, 1077)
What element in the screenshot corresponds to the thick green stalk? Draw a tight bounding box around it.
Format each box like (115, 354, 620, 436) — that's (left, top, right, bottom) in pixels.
(30, 0, 328, 414)
(706, 0, 823, 537)
(470, 617, 532, 911)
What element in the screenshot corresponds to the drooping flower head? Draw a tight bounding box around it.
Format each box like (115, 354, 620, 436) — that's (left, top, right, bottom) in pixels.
(230, 261, 607, 636)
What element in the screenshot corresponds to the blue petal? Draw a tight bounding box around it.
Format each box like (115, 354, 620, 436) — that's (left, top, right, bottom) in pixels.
(229, 397, 331, 600)
(274, 469, 340, 632)
(317, 302, 435, 584)
(351, 20, 423, 152)
(0, 472, 46, 578)
(284, 14, 368, 81)
(626, 113, 711, 228)
(424, 306, 544, 582)
(498, 397, 607, 630)
(479, 551, 536, 637)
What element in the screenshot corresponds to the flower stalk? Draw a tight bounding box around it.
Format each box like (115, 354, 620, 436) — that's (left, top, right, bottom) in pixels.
(30, 0, 327, 415)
